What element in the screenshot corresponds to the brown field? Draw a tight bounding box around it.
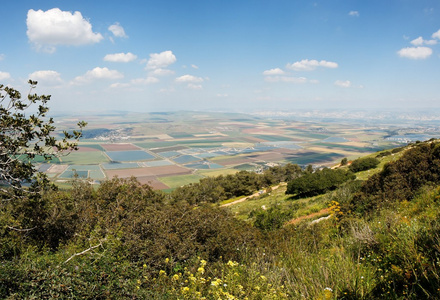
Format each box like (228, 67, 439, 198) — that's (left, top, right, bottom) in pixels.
(76, 146, 101, 152)
(105, 165, 191, 178)
(136, 176, 170, 190)
(247, 151, 286, 161)
(47, 164, 68, 173)
(101, 143, 141, 151)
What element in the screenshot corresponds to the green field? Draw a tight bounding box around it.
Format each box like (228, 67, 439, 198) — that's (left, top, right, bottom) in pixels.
(159, 174, 204, 188)
(59, 152, 110, 165)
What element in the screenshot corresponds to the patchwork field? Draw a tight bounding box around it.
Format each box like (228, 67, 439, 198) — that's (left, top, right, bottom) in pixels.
(42, 111, 439, 190)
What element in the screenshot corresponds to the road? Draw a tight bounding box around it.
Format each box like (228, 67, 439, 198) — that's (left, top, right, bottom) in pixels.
(220, 183, 286, 207)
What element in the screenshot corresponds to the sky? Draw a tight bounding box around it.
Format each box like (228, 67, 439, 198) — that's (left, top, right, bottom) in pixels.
(0, 0, 440, 114)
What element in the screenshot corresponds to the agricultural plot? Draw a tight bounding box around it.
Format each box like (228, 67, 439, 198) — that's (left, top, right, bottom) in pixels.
(159, 174, 204, 189)
(185, 162, 223, 169)
(46, 110, 430, 190)
(59, 165, 105, 180)
(172, 155, 200, 164)
(105, 150, 155, 162)
(140, 160, 174, 167)
(59, 152, 109, 165)
(102, 162, 140, 170)
(101, 143, 141, 151)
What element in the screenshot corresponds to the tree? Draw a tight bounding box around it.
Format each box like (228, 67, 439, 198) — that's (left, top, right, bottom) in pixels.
(0, 80, 86, 198)
(349, 157, 380, 173)
(340, 157, 348, 166)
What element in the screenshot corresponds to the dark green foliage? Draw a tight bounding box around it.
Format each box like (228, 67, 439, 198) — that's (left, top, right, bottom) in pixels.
(350, 142, 440, 214)
(286, 168, 356, 197)
(251, 206, 293, 231)
(341, 157, 348, 165)
(376, 151, 391, 158)
(349, 157, 380, 173)
(172, 163, 302, 204)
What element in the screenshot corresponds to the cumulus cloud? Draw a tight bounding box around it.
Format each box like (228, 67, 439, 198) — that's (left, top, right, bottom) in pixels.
(264, 76, 308, 84)
(28, 70, 62, 84)
(410, 36, 437, 46)
(263, 68, 285, 75)
(334, 80, 352, 88)
(149, 68, 175, 76)
(73, 67, 123, 84)
(191, 64, 199, 69)
(0, 71, 11, 81)
(432, 29, 440, 39)
(108, 22, 127, 38)
(0, 54, 4, 61)
(26, 8, 103, 53)
(397, 46, 432, 59)
(286, 59, 338, 71)
(348, 11, 359, 17)
(146, 50, 177, 69)
(104, 52, 137, 62)
(175, 74, 204, 83)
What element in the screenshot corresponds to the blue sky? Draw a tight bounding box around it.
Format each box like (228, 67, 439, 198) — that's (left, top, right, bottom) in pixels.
(1, 0, 439, 113)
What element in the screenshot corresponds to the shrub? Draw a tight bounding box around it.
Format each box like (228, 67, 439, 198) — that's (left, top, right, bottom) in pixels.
(349, 157, 380, 173)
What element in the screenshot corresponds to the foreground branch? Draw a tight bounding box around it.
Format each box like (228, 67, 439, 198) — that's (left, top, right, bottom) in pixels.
(63, 239, 106, 264)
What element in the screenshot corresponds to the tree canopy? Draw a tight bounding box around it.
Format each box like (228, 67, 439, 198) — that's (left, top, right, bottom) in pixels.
(0, 80, 86, 198)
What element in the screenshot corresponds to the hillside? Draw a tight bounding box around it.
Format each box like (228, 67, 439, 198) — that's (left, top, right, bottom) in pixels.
(1, 140, 440, 299)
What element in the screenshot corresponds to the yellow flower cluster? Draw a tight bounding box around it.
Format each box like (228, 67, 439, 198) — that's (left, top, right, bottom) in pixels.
(136, 257, 289, 299)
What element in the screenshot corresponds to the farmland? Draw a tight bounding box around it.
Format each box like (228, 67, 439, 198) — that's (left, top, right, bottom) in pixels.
(44, 111, 440, 190)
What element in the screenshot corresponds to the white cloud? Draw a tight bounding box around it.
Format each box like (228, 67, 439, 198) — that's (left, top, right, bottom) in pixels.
(0, 54, 4, 61)
(175, 74, 204, 83)
(263, 68, 285, 75)
(104, 52, 137, 62)
(26, 8, 103, 53)
(28, 70, 62, 84)
(188, 83, 202, 90)
(334, 80, 352, 88)
(149, 68, 175, 76)
(131, 77, 159, 84)
(397, 46, 432, 59)
(146, 50, 177, 69)
(73, 67, 123, 84)
(286, 59, 338, 71)
(411, 36, 437, 46)
(191, 64, 199, 69)
(348, 11, 359, 17)
(108, 22, 127, 38)
(432, 29, 440, 39)
(0, 71, 11, 81)
(410, 36, 424, 46)
(264, 76, 308, 84)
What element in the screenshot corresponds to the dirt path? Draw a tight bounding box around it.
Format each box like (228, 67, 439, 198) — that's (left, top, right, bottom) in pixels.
(284, 208, 331, 226)
(220, 183, 286, 207)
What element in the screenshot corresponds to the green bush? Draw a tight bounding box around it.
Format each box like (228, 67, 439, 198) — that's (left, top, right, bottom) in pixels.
(349, 157, 380, 173)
